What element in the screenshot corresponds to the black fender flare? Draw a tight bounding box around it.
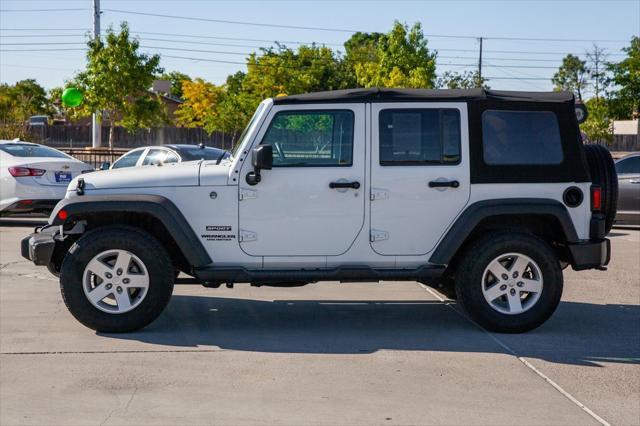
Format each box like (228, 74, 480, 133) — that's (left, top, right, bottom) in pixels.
(429, 198, 579, 265)
(50, 194, 212, 267)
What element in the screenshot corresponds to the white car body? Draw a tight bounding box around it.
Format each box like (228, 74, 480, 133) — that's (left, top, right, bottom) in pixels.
(62, 98, 592, 269)
(0, 140, 93, 214)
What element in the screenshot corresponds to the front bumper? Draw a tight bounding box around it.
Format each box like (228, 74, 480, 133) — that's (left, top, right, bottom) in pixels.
(21, 225, 60, 266)
(566, 238, 610, 271)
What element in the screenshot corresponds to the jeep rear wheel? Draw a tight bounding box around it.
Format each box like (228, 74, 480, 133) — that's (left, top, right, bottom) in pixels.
(60, 226, 174, 333)
(455, 232, 563, 333)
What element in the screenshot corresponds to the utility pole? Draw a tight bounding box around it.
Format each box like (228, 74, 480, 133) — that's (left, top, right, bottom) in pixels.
(92, 0, 102, 148)
(478, 37, 483, 86)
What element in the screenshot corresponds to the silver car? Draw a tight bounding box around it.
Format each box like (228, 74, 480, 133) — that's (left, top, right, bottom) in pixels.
(615, 153, 640, 226)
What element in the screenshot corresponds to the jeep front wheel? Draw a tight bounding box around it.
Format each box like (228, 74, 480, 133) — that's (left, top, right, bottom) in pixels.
(60, 226, 174, 333)
(455, 232, 563, 333)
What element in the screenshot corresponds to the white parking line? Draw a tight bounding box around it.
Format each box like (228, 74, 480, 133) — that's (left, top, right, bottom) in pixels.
(420, 284, 611, 426)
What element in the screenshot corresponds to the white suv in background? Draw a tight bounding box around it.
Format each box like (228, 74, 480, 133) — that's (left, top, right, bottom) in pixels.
(1, 140, 93, 215)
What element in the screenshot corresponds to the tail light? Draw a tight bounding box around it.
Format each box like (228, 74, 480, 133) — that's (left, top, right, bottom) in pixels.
(591, 186, 602, 212)
(8, 166, 46, 177)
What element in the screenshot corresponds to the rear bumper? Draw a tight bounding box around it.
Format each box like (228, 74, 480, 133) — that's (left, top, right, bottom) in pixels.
(567, 238, 610, 271)
(21, 225, 59, 266)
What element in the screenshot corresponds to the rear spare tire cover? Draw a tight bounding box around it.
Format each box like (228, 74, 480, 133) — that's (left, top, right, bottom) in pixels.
(583, 144, 618, 234)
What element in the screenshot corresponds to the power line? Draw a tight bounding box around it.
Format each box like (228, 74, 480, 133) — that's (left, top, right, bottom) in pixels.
(104, 8, 630, 43)
(0, 34, 87, 38)
(104, 8, 359, 33)
(0, 8, 88, 12)
(0, 28, 89, 31)
(0, 42, 86, 46)
(0, 48, 87, 52)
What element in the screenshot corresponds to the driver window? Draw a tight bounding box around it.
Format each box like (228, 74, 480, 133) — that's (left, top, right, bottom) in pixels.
(261, 110, 354, 167)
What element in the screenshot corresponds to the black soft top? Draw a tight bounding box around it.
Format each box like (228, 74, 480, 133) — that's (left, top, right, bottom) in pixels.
(273, 88, 575, 105)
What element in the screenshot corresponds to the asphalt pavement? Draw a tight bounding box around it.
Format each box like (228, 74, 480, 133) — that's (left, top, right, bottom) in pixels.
(0, 218, 638, 425)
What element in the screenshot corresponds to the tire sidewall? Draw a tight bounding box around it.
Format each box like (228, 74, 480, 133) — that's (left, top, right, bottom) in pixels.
(457, 234, 563, 333)
(60, 227, 174, 333)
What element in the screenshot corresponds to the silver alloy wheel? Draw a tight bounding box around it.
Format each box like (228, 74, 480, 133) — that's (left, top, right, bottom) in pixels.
(82, 249, 149, 314)
(481, 252, 543, 315)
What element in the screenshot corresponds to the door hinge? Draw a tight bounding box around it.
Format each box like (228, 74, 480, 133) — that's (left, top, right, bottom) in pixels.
(239, 229, 257, 242)
(239, 188, 257, 201)
(370, 188, 389, 201)
(370, 229, 389, 242)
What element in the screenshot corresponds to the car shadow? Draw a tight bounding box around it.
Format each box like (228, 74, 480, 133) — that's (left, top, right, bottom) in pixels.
(100, 295, 640, 367)
(0, 218, 48, 227)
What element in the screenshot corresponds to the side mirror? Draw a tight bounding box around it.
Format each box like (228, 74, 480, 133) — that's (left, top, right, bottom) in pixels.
(252, 144, 273, 170)
(100, 162, 111, 170)
(246, 145, 273, 185)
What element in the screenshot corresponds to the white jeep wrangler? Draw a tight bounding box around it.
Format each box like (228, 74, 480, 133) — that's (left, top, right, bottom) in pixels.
(22, 88, 617, 334)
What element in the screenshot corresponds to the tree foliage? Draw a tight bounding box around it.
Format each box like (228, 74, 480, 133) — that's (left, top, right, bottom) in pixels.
(351, 22, 437, 88)
(0, 79, 48, 124)
(552, 54, 588, 101)
(581, 98, 613, 143)
(73, 22, 167, 147)
(160, 71, 192, 99)
(607, 36, 639, 119)
(437, 71, 488, 89)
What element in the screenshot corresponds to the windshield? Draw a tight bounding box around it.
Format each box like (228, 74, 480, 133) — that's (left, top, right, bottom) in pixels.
(231, 101, 268, 158)
(177, 147, 229, 161)
(0, 144, 70, 158)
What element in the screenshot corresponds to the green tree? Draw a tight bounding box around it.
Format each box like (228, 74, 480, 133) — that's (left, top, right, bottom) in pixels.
(581, 98, 612, 143)
(607, 36, 640, 120)
(437, 71, 488, 89)
(160, 71, 192, 99)
(74, 22, 166, 148)
(0, 80, 49, 140)
(351, 22, 437, 88)
(552, 54, 588, 101)
(175, 78, 223, 133)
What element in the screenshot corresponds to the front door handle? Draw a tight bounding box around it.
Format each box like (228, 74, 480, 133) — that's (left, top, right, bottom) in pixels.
(329, 181, 361, 189)
(429, 180, 460, 188)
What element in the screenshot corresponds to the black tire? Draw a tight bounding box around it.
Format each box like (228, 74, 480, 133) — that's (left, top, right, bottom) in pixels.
(583, 144, 618, 234)
(455, 232, 563, 333)
(59, 226, 174, 333)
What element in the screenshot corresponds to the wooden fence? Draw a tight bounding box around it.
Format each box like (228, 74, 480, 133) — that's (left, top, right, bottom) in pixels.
(28, 125, 235, 150)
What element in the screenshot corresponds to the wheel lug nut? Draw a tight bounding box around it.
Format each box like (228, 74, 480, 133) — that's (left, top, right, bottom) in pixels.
(105, 272, 112, 279)
(122, 278, 130, 284)
(500, 284, 507, 291)
(517, 281, 524, 287)
(512, 272, 518, 278)
(501, 274, 509, 280)
(106, 284, 112, 289)
(116, 269, 123, 276)
(116, 286, 122, 293)
(510, 288, 516, 295)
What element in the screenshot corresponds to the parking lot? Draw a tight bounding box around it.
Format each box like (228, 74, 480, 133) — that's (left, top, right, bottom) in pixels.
(0, 219, 638, 425)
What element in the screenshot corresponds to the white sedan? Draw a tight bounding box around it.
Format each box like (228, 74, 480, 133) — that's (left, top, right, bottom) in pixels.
(0, 140, 94, 215)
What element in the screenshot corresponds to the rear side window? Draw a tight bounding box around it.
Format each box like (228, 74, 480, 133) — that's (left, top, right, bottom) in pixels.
(112, 150, 143, 169)
(262, 110, 354, 167)
(379, 109, 461, 165)
(482, 110, 563, 165)
(142, 149, 166, 166)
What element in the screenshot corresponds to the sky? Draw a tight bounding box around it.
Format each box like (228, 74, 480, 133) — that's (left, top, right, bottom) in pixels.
(1, 0, 639, 94)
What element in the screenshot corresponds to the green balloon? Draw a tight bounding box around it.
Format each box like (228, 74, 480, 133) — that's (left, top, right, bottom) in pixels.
(61, 87, 83, 107)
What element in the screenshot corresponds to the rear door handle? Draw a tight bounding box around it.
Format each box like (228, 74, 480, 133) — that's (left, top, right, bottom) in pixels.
(630, 179, 640, 184)
(429, 180, 460, 188)
(329, 181, 361, 189)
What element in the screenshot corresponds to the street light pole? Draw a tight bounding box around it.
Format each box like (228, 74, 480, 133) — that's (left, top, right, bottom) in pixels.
(91, 0, 102, 148)
(478, 37, 483, 86)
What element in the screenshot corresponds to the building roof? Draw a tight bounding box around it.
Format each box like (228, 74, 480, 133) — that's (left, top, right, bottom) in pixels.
(273, 88, 575, 105)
